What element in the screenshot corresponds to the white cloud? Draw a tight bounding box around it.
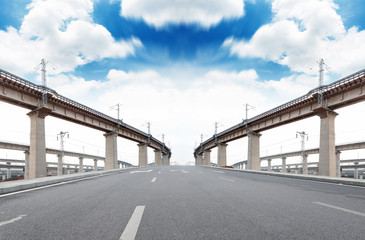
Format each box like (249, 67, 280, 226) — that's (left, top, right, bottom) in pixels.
(121, 0, 244, 29)
(223, 0, 365, 76)
(0, 0, 142, 75)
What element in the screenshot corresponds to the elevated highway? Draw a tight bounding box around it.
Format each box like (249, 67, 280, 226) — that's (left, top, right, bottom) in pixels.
(0, 69, 171, 179)
(194, 68, 365, 177)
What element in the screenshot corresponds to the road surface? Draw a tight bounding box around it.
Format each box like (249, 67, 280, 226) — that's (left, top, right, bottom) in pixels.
(0, 166, 364, 239)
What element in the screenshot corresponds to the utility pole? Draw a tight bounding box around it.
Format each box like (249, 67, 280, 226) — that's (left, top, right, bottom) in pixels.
(296, 131, 308, 174)
(316, 58, 330, 106)
(57, 131, 69, 176)
(147, 122, 151, 135)
(201, 134, 204, 144)
(35, 58, 49, 106)
(162, 134, 165, 144)
(244, 103, 255, 130)
(110, 103, 122, 128)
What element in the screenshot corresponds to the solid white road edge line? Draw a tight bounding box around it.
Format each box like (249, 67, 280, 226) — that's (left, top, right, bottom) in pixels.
(130, 170, 153, 174)
(151, 177, 157, 183)
(0, 214, 27, 227)
(219, 177, 235, 182)
(120, 206, 146, 240)
(313, 202, 365, 217)
(210, 170, 225, 174)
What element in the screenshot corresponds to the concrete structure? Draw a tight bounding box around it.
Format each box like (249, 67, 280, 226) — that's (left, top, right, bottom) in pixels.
(138, 143, 148, 166)
(247, 132, 261, 170)
(154, 150, 162, 166)
(203, 150, 211, 166)
(217, 143, 227, 167)
(195, 68, 365, 176)
(0, 69, 171, 178)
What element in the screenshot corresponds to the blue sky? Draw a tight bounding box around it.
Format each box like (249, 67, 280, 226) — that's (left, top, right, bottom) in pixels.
(1, 0, 365, 166)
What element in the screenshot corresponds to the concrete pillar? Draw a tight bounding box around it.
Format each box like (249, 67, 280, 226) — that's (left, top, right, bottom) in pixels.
(57, 154, 63, 176)
(79, 157, 84, 173)
(24, 150, 30, 179)
(247, 132, 261, 170)
(7, 168, 11, 179)
(281, 157, 287, 173)
(244, 163, 247, 169)
(217, 143, 228, 167)
(27, 108, 50, 178)
(354, 162, 359, 179)
(138, 143, 148, 166)
(267, 159, 272, 172)
(94, 159, 98, 172)
(162, 154, 169, 166)
(104, 132, 118, 170)
(203, 150, 211, 166)
(336, 151, 341, 177)
(154, 150, 162, 166)
(302, 153, 308, 175)
(168, 157, 171, 166)
(196, 154, 203, 166)
(317, 109, 338, 177)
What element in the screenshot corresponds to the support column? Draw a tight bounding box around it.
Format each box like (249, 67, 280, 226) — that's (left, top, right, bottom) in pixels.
(162, 154, 168, 166)
(154, 150, 162, 166)
(354, 162, 359, 179)
(302, 153, 308, 175)
(281, 157, 287, 173)
(79, 157, 84, 173)
(104, 132, 118, 170)
(24, 150, 30, 179)
(94, 159, 98, 172)
(336, 151, 341, 177)
(138, 143, 148, 166)
(7, 168, 11, 179)
(247, 132, 261, 170)
(57, 154, 63, 176)
(27, 107, 51, 178)
(244, 163, 247, 169)
(217, 143, 228, 167)
(196, 154, 203, 166)
(317, 109, 338, 177)
(203, 150, 211, 166)
(267, 159, 272, 172)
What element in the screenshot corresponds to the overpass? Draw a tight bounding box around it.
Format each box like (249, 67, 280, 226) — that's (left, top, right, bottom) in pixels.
(0, 68, 171, 179)
(194, 68, 365, 177)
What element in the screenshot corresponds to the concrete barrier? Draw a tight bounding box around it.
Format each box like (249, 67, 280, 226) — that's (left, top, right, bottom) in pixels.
(0, 167, 136, 195)
(204, 166, 365, 187)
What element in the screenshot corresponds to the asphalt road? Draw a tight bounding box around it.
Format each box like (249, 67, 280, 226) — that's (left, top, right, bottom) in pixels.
(0, 166, 364, 239)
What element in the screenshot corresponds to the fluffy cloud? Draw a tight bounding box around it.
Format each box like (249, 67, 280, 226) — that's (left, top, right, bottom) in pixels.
(223, 0, 365, 76)
(121, 0, 244, 29)
(0, 0, 142, 75)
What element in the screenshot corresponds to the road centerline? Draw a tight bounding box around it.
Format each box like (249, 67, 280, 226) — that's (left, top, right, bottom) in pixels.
(313, 202, 365, 217)
(219, 177, 235, 182)
(0, 214, 27, 227)
(120, 206, 146, 240)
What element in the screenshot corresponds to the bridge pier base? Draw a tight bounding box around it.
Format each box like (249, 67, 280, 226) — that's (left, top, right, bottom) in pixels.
(247, 132, 261, 170)
(203, 150, 211, 166)
(27, 107, 51, 178)
(217, 143, 227, 167)
(57, 154, 63, 176)
(79, 157, 84, 173)
(336, 151, 341, 177)
(302, 154, 308, 175)
(154, 150, 162, 166)
(317, 109, 338, 177)
(24, 150, 30, 179)
(94, 159, 98, 171)
(282, 157, 287, 173)
(138, 143, 148, 166)
(196, 154, 203, 166)
(104, 132, 118, 170)
(162, 153, 169, 166)
(267, 159, 272, 172)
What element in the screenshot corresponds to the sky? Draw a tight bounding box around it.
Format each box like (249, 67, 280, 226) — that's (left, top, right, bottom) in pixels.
(1, 0, 365, 167)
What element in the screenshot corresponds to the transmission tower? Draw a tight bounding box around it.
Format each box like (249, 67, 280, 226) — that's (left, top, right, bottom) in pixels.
(57, 131, 69, 176)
